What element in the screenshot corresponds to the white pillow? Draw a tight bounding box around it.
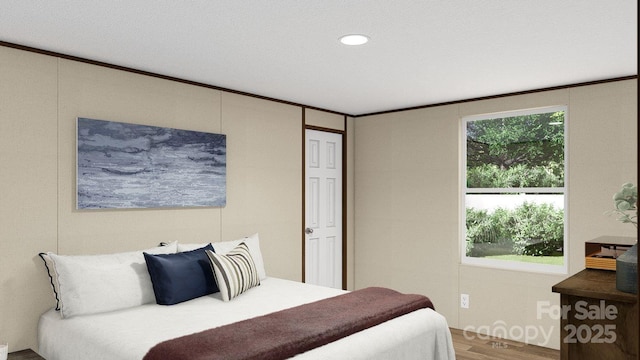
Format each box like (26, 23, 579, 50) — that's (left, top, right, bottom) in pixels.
(39, 242, 177, 318)
(206, 243, 260, 301)
(177, 242, 212, 252)
(178, 233, 266, 280)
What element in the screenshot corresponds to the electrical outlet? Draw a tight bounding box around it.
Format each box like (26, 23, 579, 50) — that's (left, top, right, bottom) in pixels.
(460, 294, 469, 309)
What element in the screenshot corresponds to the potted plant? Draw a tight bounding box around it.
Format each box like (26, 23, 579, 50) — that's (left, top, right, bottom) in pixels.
(608, 182, 637, 294)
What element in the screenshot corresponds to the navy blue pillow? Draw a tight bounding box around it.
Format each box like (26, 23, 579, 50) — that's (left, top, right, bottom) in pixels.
(144, 244, 218, 305)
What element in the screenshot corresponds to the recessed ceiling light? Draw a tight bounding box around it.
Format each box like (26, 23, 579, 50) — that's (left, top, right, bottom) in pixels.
(339, 34, 369, 46)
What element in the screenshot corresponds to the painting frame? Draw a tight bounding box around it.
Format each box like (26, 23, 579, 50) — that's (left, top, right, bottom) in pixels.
(76, 117, 226, 210)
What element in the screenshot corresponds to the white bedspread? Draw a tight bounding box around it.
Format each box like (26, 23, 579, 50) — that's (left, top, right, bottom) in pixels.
(38, 277, 455, 360)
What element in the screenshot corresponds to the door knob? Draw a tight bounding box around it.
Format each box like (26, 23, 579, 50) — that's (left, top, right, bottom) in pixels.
(305, 227, 314, 234)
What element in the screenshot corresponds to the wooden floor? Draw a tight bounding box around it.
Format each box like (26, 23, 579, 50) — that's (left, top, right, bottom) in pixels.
(451, 328, 560, 360)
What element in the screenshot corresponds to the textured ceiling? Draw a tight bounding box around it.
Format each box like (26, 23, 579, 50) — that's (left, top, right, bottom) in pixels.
(1, 1, 637, 115)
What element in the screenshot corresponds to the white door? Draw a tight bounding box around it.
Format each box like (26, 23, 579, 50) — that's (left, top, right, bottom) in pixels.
(305, 129, 343, 289)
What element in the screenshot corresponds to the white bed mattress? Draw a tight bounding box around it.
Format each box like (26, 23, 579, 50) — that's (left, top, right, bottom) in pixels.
(38, 277, 455, 360)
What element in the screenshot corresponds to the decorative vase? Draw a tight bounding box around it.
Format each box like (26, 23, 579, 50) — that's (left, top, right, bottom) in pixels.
(616, 242, 638, 294)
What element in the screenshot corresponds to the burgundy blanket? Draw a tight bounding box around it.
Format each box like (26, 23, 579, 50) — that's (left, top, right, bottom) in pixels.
(143, 287, 434, 360)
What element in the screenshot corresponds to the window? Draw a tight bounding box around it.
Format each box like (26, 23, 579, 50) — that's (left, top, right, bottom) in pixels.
(462, 106, 567, 273)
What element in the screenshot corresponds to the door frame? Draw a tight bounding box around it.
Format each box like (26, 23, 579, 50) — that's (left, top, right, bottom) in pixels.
(302, 120, 347, 290)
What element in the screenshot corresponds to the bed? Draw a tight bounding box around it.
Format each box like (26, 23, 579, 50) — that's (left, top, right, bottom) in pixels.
(37, 234, 455, 360)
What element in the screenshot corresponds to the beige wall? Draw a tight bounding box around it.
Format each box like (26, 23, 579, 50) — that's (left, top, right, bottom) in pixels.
(354, 80, 638, 349)
(305, 108, 345, 131)
(0, 46, 344, 351)
(56, 59, 226, 256)
(354, 104, 460, 334)
(220, 92, 303, 279)
(0, 46, 58, 353)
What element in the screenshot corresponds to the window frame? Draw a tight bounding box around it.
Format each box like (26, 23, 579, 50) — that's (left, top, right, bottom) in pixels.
(460, 105, 569, 274)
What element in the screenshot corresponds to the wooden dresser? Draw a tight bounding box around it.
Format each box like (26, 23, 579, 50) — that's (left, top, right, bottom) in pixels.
(552, 269, 638, 360)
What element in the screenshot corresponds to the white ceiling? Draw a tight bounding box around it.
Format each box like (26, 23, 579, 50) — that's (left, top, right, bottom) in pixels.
(1, 1, 637, 116)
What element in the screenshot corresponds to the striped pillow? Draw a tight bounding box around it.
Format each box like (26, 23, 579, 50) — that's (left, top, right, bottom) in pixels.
(206, 242, 260, 301)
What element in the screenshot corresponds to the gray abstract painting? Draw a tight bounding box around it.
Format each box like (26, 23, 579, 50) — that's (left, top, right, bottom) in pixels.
(77, 118, 226, 209)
